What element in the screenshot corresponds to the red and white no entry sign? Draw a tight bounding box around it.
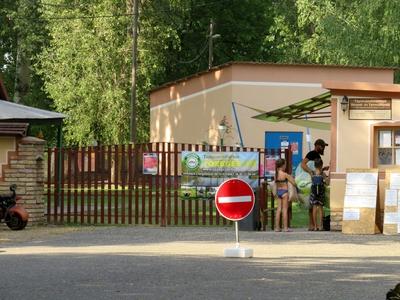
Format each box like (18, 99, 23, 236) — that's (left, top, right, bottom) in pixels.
(215, 178, 255, 221)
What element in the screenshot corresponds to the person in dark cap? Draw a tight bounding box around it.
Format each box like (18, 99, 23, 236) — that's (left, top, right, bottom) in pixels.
(301, 139, 329, 230)
(301, 139, 329, 175)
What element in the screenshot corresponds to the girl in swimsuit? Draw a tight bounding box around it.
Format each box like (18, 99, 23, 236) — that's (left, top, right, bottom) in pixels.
(274, 158, 297, 232)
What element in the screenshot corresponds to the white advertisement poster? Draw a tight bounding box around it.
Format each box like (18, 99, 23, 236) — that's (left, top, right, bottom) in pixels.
(390, 173, 400, 189)
(346, 172, 378, 185)
(346, 185, 377, 196)
(384, 213, 399, 225)
(344, 195, 377, 208)
(385, 189, 398, 206)
(343, 208, 360, 221)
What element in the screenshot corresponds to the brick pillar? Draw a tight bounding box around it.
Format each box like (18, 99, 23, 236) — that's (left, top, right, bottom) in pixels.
(330, 209, 343, 231)
(0, 137, 46, 225)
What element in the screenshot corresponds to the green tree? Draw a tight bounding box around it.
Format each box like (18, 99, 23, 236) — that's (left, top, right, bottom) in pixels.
(139, 0, 274, 84)
(1, 0, 58, 143)
(266, 0, 400, 78)
(37, 0, 276, 146)
(0, 0, 49, 107)
(38, 0, 133, 145)
(135, 0, 275, 143)
(14, 0, 400, 148)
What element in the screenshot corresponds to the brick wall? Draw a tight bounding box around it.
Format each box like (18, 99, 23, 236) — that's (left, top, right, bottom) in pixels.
(330, 210, 342, 231)
(330, 209, 384, 232)
(0, 136, 46, 225)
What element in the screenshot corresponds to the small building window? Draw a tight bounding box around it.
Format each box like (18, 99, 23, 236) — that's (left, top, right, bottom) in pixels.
(376, 128, 400, 166)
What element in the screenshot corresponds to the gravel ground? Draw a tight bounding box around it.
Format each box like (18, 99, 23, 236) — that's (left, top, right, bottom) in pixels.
(0, 225, 399, 299)
(0, 223, 87, 243)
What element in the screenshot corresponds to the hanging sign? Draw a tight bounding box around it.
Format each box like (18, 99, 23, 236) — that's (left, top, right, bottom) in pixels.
(349, 98, 391, 120)
(180, 151, 259, 199)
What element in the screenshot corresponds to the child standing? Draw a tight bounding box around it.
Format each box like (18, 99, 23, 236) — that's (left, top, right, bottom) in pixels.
(274, 159, 297, 232)
(309, 158, 326, 231)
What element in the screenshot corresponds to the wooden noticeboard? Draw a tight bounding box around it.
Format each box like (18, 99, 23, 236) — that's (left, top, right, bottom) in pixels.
(383, 170, 400, 235)
(342, 169, 380, 234)
(349, 98, 391, 120)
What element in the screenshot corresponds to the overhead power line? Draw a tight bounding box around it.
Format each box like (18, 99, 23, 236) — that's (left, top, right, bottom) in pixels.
(178, 41, 209, 64)
(12, 13, 135, 21)
(20, 0, 233, 21)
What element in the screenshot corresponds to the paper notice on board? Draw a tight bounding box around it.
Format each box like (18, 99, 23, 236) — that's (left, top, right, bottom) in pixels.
(398, 216, 400, 234)
(384, 212, 399, 224)
(344, 195, 377, 208)
(390, 173, 400, 189)
(385, 189, 398, 206)
(346, 185, 377, 196)
(343, 208, 360, 221)
(346, 172, 378, 185)
(398, 199, 400, 233)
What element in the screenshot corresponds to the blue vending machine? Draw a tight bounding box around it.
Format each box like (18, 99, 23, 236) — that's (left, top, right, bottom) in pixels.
(265, 131, 303, 175)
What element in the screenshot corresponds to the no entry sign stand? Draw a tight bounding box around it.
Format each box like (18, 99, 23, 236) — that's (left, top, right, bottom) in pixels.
(215, 178, 255, 258)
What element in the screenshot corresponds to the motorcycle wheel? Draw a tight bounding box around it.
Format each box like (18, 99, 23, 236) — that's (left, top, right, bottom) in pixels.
(6, 212, 28, 230)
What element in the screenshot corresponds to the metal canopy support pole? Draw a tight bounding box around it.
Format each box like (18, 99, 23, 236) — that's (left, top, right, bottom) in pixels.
(231, 102, 244, 147)
(305, 114, 312, 152)
(57, 122, 63, 206)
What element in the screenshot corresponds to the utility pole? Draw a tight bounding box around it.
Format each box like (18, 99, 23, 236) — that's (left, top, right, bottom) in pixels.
(130, 0, 139, 143)
(208, 19, 220, 70)
(208, 19, 214, 70)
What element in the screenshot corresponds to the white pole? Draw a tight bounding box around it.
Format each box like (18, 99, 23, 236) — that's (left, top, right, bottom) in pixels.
(235, 221, 240, 248)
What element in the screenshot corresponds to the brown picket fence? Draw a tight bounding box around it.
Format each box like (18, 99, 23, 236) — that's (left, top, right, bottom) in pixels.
(45, 142, 291, 228)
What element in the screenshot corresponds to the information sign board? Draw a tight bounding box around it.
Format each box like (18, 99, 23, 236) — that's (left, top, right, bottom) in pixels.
(383, 170, 400, 235)
(342, 169, 380, 234)
(349, 98, 391, 120)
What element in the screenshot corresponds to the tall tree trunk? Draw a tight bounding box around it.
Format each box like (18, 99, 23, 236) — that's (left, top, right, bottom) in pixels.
(13, 0, 31, 104)
(130, 0, 139, 143)
(13, 45, 30, 104)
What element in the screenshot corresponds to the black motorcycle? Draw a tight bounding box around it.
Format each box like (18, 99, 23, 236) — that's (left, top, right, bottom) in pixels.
(0, 184, 29, 230)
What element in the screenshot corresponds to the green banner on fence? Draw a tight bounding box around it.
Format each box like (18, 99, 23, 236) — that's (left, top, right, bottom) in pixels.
(180, 151, 259, 199)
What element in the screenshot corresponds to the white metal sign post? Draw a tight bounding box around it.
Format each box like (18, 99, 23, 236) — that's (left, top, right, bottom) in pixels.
(215, 178, 255, 258)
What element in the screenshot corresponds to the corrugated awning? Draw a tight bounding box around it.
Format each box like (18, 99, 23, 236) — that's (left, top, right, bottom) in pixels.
(0, 99, 65, 123)
(233, 91, 332, 131)
(252, 92, 331, 121)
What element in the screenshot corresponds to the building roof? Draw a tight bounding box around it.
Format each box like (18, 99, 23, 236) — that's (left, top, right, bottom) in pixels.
(150, 61, 398, 93)
(0, 99, 65, 123)
(322, 81, 400, 98)
(0, 123, 28, 136)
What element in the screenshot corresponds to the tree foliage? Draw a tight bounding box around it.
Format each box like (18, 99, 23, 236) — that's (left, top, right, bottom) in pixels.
(1, 0, 49, 106)
(266, 0, 400, 72)
(1, 0, 400, 146)
(38, 0, 132, 145)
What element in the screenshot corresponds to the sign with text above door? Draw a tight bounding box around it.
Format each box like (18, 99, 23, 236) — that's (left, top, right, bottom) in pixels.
(349, 98, 391, 120)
